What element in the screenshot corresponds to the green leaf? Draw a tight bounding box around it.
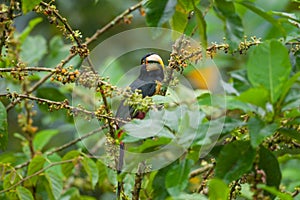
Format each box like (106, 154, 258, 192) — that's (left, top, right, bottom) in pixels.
(27, 155, 46, 186)
(16, 186, 34, 200)
(170, 10, 188, 34)
(226, 96, 255, 113)
(0, 152, 17, 164)
(36, 87, 72, 122)
(215, 141, 256, 183)
(237, 87, 269, 108)
(283, 95, 300, 111)
(145, 0, 177, 27)
(153, 163, 174, 199)
(257, 184, 293, 200)
(184, 13, 198, 36)
(19, 17, 43, 44)
(45, 153, 63, 177)
(271, 11, 300, 24)
(0, 101, 8, 150)
(214, 0, 244, 47)
(45, 170, 63, 200)
(33, 129, 59, 151)
(165, 159, 193, 196)
(277, 72, 300, 109)
(37, 87, 66, 102)
(82, 156, 99, 189)
(208, 178, 229, 200)
(197, 93, 212, 106)
(258, 147, 281, 189)
(169, 0, 200, 34)
(96, 160, 108, 185)
(22, 0, 42, 14)
(178, 0, 199, 11)
(123, 109, 175, 142)
(192, 1, 207, 51)
(128, 137, 172, 153)
(20, 35, 47, 66)
(44, 36, 74, 68)
(235, 1, 286, 36)
(246, 40, 292, 103)
(106, 167, 117, 186)
(61, 150, 81, 178)
(4, 171, 22, 199)
(61, 187, 80, 200)
(248, 117, 278, 148)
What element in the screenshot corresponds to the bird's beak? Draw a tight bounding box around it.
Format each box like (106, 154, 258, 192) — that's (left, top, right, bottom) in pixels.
(158, 59, 165, 70)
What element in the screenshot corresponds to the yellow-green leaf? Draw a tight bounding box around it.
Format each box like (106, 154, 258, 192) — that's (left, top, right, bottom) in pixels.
(247, 40, 292, 103)
(22, 0, 43, 14)
(16, 186, 34, 200)
(82, 156, 99, 189)
(27, 155, 46, 186)
(208, 178, 229, 200)
(192, 1, 207, 52)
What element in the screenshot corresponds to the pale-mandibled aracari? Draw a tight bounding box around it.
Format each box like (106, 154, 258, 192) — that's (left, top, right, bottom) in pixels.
(116, 53, 165, 126)
(115, 53, 165, 172)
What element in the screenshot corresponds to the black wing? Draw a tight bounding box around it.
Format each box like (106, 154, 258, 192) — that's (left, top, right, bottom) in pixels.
(116, 78, 157, 126)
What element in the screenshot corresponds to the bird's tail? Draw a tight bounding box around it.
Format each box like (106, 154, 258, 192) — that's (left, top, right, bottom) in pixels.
(116, 127, 124, 199)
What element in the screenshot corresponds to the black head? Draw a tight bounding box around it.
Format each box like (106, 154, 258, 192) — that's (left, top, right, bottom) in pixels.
(139, 53, 165, 82)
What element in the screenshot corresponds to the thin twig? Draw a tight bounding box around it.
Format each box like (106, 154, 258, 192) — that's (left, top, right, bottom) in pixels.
(11, 125, 108, 171)
(189, 164, 214, 179)
(28, 53, 76, 94)
(46, 125, 108, 156)
(132, 162, 146, 200)
(3, 93, 128, 124)
(0, 159, 75, 194)
(229, 180, 239, 199)
(5, 53, 76, 111)
(6, 2, 143, 111)
(16, 94, 125, 122)
(292, 141, 300, 148)
(40, 1, 82, 47)
(292, 188, 300, 197)
(0, 67, 55, 73)
(85, 58, 116, 138)
(161, 34, 185, 96)
(197, 164, 214, 193)
(84, 1, 143, 46)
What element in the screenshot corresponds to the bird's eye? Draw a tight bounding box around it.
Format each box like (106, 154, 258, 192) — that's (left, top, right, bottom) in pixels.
(146, 60, 160, 64)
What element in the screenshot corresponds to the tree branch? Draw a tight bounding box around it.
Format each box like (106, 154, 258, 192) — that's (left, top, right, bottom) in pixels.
(0, 67, 55, 73)
(85, 58, 116, 138)
(40, 1, 83, 47)
(3, 93, 128, 124)
(132, 162, 146, 200)
(5, 1, 143, 111)
(46, 125, 108, 156)
(5, 53, 77, 111)
(196, 164, 214, 193)
(84, 1, 143, 46)
(8, 125, 107, 172)
(0, 159, 75, 194)
(189, 164, 214, 179)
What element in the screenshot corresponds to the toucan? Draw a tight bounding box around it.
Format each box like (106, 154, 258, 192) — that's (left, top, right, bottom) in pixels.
(116, 53, 165, 127)
(115, 53, 165, 193)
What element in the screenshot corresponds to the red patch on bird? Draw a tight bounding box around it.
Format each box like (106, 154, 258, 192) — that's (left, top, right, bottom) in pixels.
(135, 111, 146, 119)
(118, 129, 124, 138)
